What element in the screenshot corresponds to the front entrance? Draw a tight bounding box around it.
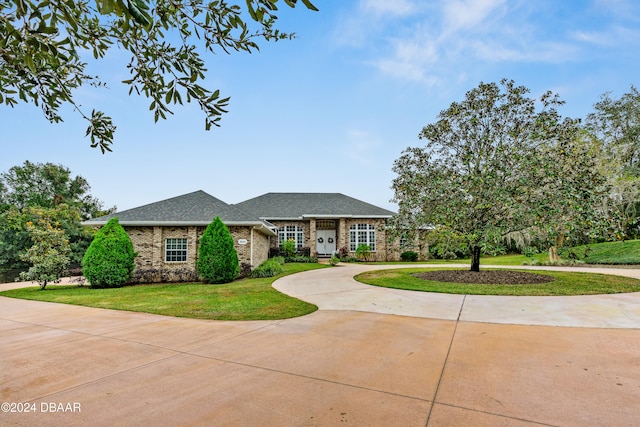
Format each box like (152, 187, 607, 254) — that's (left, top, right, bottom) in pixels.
(316, 229, 336, 256)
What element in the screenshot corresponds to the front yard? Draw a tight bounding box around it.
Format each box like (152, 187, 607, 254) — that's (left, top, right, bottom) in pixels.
(0, 263, 327, 320)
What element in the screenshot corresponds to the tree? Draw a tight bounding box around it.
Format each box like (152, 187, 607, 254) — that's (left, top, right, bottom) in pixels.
(586, 86, 640, 238)
(0, 162, 110, 270)
(0, 204, 90, 270)
(18, 213, 71, 289)
(197, 216, 238, 283)
(82, 218, 136, 288)
(0, 161, 110, 219)
(0, 0, 318, 152)
(390, 79, 611, 272)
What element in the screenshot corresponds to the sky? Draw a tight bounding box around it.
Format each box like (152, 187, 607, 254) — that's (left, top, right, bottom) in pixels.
(1, 0, 639, 214)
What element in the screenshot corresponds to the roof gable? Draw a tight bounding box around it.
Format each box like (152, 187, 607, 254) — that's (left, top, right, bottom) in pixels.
(234, 193, 395, 219)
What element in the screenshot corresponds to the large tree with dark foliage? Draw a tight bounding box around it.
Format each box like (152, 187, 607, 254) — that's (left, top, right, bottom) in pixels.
(390, 79, 614, 271)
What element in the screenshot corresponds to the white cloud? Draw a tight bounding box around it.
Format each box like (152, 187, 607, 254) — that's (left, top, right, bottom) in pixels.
(442, 0, 507, 32)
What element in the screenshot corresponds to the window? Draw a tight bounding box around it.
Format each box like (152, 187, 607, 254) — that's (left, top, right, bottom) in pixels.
(278, 225, 304, 249)
(316, 220, 335, 230)
(165, 238, 188, 262)
(349, 224, 376, 251)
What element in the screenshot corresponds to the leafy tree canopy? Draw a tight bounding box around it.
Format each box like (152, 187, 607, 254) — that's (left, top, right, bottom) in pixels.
(0, 162, 110, 270)
(390, 79, 615, 271)
(0, 0, 318, 152)
(18, 213, 71, 289)
(0, 161, 112, 219)
(586, 86, 640, 237)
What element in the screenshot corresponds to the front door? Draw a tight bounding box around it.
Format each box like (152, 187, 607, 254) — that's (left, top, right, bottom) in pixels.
(316, 230, 336, 256)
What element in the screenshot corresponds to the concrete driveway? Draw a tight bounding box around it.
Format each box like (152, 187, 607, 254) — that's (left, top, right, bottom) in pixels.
(1, 264, 639, 426)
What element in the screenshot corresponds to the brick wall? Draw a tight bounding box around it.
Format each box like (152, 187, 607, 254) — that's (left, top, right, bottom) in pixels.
(124, 225, 270, 282)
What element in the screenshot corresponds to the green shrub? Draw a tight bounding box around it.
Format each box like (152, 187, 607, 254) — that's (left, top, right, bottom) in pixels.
(355, 244, 371, 261)
(271, 256, 285, 265)
(251, 258, 284, 278)
(329, 255, 340, 266)
(82, 218, 136, 288)
(280, 238, 297, 258)
(197, 216, 239, 284)
(400, 251, 419, 262)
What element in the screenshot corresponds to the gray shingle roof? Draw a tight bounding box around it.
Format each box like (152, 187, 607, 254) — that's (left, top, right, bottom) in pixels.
(234, 193, 395, 219)
(83, 190, 271, 229)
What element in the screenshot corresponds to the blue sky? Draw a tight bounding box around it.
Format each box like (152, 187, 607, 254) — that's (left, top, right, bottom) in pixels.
(1, 0, 639, 213)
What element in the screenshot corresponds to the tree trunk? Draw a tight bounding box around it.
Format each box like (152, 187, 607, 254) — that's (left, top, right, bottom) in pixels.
(548, 233, 564, 264)
(470, 246, 481, 272)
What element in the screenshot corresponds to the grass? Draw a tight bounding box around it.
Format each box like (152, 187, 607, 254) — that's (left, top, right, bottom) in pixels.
(0, 263, 327, 321)
(580, 240, 640, 264)
(355, 267, 640, 296)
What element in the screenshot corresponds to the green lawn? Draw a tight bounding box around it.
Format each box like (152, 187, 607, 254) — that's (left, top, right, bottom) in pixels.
(480, 240, 640, 266)
(355, 268, 640, 296)
(0, 263, 327, 320)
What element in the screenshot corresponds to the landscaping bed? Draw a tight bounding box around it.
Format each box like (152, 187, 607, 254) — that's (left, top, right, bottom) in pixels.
(413, 269, 555, 284)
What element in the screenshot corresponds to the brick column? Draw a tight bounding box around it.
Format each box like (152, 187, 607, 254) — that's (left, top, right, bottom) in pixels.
(152, 226, 163, 267)
(309, 218, 316, 257)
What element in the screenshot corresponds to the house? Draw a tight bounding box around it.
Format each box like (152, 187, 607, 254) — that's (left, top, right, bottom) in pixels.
(233, 193, 396, 259)
(82, 191, 275, 279)
(83, 190, 401, 281)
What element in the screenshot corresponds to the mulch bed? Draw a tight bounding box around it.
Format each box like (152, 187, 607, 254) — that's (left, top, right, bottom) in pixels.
(412, 270, 556, 285)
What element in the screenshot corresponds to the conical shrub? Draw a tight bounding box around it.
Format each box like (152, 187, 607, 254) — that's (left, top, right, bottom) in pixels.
(82, 218, 136, 288)
(197, 216, 239, 284)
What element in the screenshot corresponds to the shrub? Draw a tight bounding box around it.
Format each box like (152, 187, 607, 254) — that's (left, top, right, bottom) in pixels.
(329, 255, 340, 266)
(299, 247, 311, 257)
(250, 258, 284, 278)
(238, 262, 252, 279)
(82, 218, 136, 288)
(400, 251, 419, 262)
(129, 268, 199, 284)
(269, 247, 281, 258)
(442, 251, 458, 260)
(337, 246, 349, 259)
(197, 216, 239, 284)
(280, 238, 297, 258)
(355, 244, 371, 261)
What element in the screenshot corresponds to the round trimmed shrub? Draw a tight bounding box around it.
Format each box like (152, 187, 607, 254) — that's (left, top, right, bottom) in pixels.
(197, 216, 239, 284)
(82, 218, 136, 288)
(400, 250, 419, 262)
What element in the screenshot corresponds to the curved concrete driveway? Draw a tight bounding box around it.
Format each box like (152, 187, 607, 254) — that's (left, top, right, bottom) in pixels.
(274, 263, 640, 328)
(1, 265, 639, 426)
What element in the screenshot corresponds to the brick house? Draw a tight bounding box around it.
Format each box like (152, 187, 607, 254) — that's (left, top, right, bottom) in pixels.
(234, 193, 397, 260)
(83, 190, 402, 280)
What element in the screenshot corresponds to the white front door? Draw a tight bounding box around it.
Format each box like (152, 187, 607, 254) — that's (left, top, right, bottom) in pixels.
(316, 230, 336, 256)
